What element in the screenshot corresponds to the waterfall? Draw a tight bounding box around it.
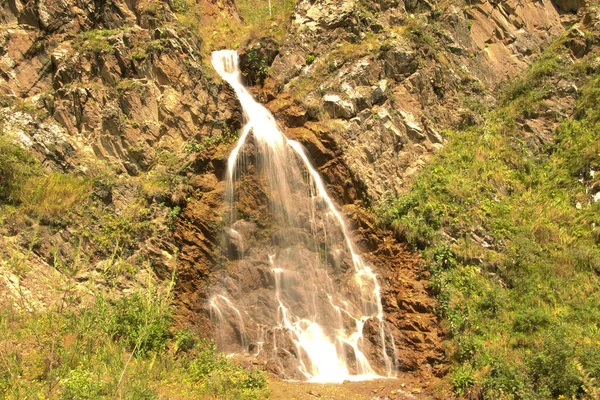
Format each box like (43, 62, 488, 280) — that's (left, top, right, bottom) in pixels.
(209, 50, 396, 383)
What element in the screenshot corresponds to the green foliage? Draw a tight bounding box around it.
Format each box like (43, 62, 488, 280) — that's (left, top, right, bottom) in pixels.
(0, 284, 269, 399)
(174, 328, 198, 353)
(91, 208, 151, 255)
(245, 47, 269, 85)
(185, 129, 239, 154)
(377, 34, 600, 397)
(78, 30, 118, 54)
(61, 367, 105, 400)
(101, 292, 172, 356)
(166, 205, 181, 231)
(186, 340, 269, 399)
(0, 134, 37, 203)
(0, 134, 91, 225)
(130, 50, 147, 61)
(171, 0, 191, 13)
(305, 53, 316, 65)
(403, 16, 436, 49)
(452, 365, 475, 396)
(18, 173, 91, 225)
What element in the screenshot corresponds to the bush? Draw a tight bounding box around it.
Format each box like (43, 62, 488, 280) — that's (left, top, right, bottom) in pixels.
(305, 53, 316, 65)
(512, 308, 550, 334)
(101, 292, 172, 356)
(244, 47, 269, 86)
(451, 364, 475, 396)
(61, 367, 105, 400)
(526, 329, 580, 397)
(174, 328, 198, 353)
(187, 339, 269, 399)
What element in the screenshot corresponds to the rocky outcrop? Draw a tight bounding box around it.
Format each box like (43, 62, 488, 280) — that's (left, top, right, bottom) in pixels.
(0, 0, 244, 324)
(266, 0, 566, 201)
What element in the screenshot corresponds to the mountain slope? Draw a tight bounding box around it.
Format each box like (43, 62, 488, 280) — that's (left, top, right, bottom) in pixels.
(378, 7, 600, 397)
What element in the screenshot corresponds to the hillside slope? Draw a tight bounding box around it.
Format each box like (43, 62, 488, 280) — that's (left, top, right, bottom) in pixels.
(379, 6, 600, 398)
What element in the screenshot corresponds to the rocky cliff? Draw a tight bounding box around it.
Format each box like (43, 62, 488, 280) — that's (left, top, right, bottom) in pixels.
(0, 0, 595, 398)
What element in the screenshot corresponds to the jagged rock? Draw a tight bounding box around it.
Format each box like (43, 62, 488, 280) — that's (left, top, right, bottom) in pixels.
(379, 40, 418, 79)
(400, 110, 425, 141)
(567, 25, 591, 58)
(297, 0, 356, 30)
(348, 80, 388, 112)
(323, 94, 355, 119)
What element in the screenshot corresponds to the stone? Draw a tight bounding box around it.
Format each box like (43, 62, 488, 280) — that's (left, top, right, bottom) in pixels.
(380, 40, 418, 79)
(323, 94, 355, 119)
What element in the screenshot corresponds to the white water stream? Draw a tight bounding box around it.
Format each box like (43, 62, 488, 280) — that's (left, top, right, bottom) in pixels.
(209, 50, 396, 383)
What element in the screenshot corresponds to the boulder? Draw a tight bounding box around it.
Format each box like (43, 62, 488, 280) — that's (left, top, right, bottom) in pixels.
(323, 94, 356, 119)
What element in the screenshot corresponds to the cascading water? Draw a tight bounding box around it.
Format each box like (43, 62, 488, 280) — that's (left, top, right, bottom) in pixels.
(209, 50, 396, 383)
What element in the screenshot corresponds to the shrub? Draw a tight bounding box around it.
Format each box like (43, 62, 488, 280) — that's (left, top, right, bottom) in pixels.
(101, 292, 172, 356)
(452, 364, 475, 396)
(174, 328, 197, 353)
(187, 339, 269, 399)
(244, 47, 269, 85)
(61, 367, 105, 400)
(512, 308, 550, 334)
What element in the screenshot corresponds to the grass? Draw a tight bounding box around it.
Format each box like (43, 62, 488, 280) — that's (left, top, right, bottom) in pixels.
(0, 280, 269, 399)
(376, 32, 600, 398)
(0, 123, 268, 399)
(76, 30, 120, 54)
(175, 0, 295, 55)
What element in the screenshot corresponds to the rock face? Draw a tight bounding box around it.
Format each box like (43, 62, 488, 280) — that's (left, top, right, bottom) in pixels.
(266, 0, 565, 200)
(0, 11, 231, 176)
(0, 0, 242, 323)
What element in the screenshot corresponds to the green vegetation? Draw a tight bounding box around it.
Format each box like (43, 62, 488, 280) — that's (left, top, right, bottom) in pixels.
(77, 30, 119, 54)
(0, 134, 37, 203)
(0, 282, 269, 399)
(0, 133, 90, 226)
(0, 130, 268, 399)
(175, 0, 295, 55)
(185, 129, 240, 154)
(245, 47, 269, 85)
(377, 35, 600, 398)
